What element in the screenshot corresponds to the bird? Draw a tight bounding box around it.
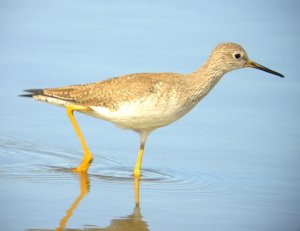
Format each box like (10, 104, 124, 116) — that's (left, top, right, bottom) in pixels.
(21, 43, 284, 178)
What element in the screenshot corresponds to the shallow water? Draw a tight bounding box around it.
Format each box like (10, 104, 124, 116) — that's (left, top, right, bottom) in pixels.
(1, 0, 300, 230)
(1, 134, 299, 230)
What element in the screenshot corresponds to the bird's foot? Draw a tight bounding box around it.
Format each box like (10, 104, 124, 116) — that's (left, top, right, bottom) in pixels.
(72, 158, 93, 172)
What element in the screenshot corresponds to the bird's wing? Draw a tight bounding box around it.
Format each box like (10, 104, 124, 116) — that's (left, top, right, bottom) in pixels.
(42, 72, 184, 110)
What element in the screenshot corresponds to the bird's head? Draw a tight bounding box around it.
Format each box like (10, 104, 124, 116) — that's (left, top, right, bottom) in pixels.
(209, 43, 284, 78)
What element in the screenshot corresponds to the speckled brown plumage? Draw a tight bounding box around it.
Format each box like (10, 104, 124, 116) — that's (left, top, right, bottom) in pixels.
(24, 43, 283, 130)
(42, 72, 187, 110)
(21, 43, 284, 175)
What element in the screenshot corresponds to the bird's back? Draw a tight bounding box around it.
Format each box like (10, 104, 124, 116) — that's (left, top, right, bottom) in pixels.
(42, 72, 184, 107)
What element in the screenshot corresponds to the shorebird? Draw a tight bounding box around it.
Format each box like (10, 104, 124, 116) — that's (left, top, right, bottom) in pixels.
(21, 43, 284, 177)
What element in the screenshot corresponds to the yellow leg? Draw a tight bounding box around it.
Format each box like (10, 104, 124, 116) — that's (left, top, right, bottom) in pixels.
(66, 105, 93, 172)
(133, 131, 151, 178)
(133, 143, 144, 178)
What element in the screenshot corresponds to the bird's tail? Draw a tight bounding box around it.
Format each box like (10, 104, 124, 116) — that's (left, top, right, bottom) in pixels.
(19, 89, 45, 98)
(20, 88, 77, 108)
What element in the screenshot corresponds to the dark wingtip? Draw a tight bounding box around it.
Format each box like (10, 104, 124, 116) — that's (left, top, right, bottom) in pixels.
(19, 89, 44, 98)
(24, 89, 44, 94)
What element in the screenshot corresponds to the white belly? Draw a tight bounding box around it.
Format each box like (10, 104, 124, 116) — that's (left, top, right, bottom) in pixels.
(88, 95, 194, 131)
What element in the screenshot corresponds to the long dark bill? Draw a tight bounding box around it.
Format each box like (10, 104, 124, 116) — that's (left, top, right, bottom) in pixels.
(246, 60, 284, 78)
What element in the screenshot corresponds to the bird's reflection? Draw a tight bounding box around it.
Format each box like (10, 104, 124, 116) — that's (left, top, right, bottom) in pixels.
(28, 172, 149, 231)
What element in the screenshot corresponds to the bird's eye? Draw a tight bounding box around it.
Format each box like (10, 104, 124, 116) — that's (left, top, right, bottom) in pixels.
(233, 53, 241, 60)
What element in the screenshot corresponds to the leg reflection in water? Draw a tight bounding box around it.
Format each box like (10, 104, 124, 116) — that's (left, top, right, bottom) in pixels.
(54, 173, 149, 231)
(57, 172, 90, 230)
(27, 172, 148, 231)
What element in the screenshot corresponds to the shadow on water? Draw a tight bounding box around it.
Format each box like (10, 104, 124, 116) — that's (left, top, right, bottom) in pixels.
(27, 172, 148, 231)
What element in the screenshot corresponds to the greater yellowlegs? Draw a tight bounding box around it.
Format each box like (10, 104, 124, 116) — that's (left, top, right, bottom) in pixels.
(21, 43, 284, 177)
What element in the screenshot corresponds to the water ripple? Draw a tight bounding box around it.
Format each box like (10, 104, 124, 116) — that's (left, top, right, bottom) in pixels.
(86, 165, 253, 198)
(0, 136, 254, 198)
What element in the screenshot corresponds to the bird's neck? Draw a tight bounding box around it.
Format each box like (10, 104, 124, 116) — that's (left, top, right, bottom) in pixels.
(188, 59, 227, 99)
